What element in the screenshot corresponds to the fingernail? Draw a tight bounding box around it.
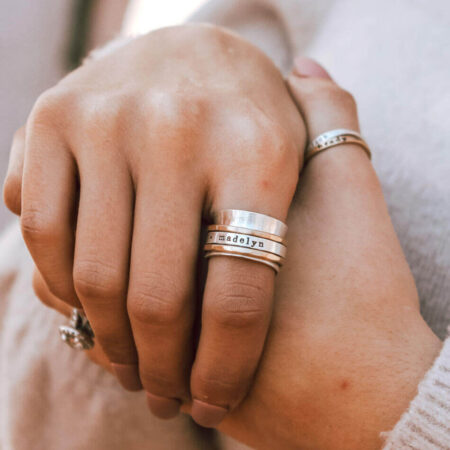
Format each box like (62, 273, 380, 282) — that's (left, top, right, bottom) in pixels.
(191, 399, 228, 428)
(110, 363, 143, 391)
(293, 56, 331, 79)
(146, 392, 181, 419)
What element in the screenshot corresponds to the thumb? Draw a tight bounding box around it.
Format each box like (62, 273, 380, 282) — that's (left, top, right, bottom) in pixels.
(287, 57, 360, 142)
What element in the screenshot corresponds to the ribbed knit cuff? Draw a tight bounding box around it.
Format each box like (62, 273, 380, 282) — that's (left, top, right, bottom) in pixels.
(382, 334, 450, 449)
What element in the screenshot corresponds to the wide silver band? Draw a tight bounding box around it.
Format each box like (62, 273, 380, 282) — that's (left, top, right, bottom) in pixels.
(214, 209, 288, 238)
(206, 230, 287, 258)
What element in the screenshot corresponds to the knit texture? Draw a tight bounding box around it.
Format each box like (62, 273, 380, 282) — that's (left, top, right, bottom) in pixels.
(383, 336, 450, 449)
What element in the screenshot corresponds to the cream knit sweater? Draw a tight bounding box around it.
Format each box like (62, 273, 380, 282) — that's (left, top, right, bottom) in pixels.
(1, 0, 449, 449)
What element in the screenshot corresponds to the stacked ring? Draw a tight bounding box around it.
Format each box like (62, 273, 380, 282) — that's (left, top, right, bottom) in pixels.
(305, 128, 371, 163)
(204, 209, 287, 273)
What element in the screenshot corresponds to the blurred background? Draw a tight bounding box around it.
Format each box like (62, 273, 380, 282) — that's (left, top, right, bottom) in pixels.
(0, 0, 207, 231)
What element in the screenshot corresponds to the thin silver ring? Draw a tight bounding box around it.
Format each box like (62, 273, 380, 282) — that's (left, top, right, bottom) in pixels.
(308, 128, 363, 151)
(205, 251, 280, 273)
(206, 230, 287, 257)
(306, 129, 371, 163)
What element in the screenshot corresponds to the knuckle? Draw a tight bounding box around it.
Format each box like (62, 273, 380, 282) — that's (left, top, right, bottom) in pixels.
(332, 86, 357, 111)
(128, 273, 187, 326)
(73, 259, 124, 300)
(229, 109, 296, 169)
(139, 366, 185, 396)
(3, 174, 21, 215)
(29, 88, 74, 129)
(312, 82, 357, 111)
(80, 94, 124, 132)
(208, 280, 268, 329)
(257, 127, 298, 175)
(145, 90, 207, 128)
(20, 208, 55, 241)
(193, 369, 248, 405)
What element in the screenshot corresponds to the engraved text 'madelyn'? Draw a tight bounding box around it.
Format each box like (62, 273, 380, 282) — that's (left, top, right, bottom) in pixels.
(208, 232, 264, 249)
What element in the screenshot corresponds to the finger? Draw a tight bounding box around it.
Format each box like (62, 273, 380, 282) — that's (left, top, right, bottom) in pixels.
(127, 174, 203, 419)
(287, 57, 376, 185)
(3, 126, 25, 215)
(32, 267, 73, 317)
(21, 116, 81, 308)
(32, 267, 112, 371)
(190, 164, 296, 428)
(72, 151, 141, 391)
(287, 56, 362, 149)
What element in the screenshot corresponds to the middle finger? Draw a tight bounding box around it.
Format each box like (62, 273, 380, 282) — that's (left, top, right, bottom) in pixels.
(127, 172, 204, 419)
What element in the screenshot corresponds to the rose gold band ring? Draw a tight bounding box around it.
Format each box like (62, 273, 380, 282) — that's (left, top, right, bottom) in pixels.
(305, 129, 371, 163)
(204, 210, 287, 273)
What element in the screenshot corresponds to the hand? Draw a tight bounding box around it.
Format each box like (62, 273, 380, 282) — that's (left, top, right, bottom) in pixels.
(192, 58, 441, 448)
(3, 24, 305, 424)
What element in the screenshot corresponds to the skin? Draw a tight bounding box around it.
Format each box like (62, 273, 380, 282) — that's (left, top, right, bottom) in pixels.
(3, 24, 306, 424)
(20, 56, 442, 448)
(211, 64, 442, 449)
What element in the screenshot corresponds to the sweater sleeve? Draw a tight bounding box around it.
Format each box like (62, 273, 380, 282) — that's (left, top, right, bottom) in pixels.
(383, 335, 450, 449)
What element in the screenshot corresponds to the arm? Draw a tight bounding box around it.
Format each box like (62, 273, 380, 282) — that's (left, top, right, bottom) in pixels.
(203, 59, 444, 449)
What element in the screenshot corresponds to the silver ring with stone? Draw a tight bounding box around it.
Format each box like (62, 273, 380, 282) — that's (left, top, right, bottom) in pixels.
(59, 308, 95, 350)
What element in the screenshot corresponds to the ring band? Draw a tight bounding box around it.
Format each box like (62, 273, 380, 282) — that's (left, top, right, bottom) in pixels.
(206, 230, 287, 257)
(204, 244, 284, 264)
(305, 129, 371, 163)
(309, 128, 364, 148)
(205, 251, 280, 273)
(204, 210, 287, 273)
(214, 209, 288, 238)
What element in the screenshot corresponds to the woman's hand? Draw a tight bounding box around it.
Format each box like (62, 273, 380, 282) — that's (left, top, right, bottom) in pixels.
(3, 24, 305, 424)
(201, 59, 441, 449)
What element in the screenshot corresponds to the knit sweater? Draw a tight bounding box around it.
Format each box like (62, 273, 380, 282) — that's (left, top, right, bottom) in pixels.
(0, 0, 449, 449)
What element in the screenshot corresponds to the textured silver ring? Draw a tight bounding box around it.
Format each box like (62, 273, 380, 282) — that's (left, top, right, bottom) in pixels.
(308, 128, 364, 151)
(305, 129, 371, 163)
